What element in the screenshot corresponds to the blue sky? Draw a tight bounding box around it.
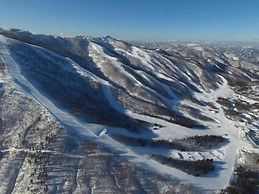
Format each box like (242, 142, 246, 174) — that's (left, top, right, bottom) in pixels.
(0, 0, 258, 41)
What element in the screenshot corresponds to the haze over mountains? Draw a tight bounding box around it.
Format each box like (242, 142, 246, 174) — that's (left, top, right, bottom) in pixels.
(0, 28, 258, 193)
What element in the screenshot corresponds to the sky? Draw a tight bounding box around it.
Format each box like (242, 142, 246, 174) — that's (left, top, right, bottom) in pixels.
(0, 0, 259, 42)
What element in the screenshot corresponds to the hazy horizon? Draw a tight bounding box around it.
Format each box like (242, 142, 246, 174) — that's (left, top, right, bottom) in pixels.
(0, 0, 259, 42)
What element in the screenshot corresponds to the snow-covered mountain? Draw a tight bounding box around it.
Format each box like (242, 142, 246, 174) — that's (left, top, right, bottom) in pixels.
(0, 28, 258, 193)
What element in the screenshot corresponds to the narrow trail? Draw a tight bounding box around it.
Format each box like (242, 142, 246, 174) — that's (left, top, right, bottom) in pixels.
(1, 147, 114, 159)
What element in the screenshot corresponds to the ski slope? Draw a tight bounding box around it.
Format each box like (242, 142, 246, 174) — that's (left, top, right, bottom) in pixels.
(0, 35, 254, 193)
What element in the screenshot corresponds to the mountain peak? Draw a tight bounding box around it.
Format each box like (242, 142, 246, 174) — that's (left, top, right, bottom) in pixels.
(102, 35, 117, 42)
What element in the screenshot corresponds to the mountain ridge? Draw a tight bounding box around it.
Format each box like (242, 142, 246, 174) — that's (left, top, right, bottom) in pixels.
(0, 28, 258, 193)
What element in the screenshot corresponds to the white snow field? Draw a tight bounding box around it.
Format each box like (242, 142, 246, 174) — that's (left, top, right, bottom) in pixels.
(0, 34, 257, 193)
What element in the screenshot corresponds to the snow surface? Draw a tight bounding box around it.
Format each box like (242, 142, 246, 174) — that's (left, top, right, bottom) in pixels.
(0, 34, 256, 193)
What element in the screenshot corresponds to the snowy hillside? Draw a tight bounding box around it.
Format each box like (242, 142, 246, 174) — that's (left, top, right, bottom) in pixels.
(0, 28, 258, 193)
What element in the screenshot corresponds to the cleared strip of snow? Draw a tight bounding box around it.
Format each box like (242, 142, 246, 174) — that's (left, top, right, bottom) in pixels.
(89, 42, 142, 86)
(224, 53, 239, 61)
(131, 46, 154, 70)
(65, 57, 110, 85)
